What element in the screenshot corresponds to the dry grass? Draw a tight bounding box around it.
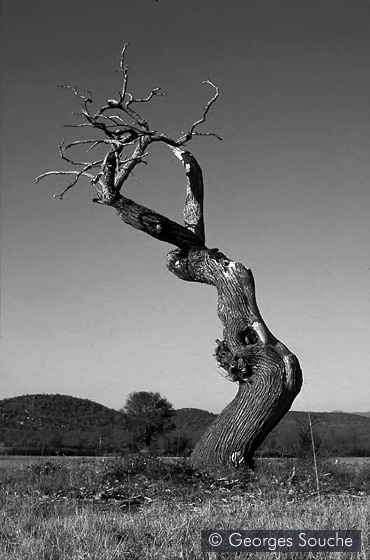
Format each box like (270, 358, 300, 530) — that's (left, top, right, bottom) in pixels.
(0, 455, 369, 559)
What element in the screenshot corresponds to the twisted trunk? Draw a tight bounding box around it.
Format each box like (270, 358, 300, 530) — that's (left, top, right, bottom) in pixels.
(167, 246, 302, 469)
(104, 146, 302, 470)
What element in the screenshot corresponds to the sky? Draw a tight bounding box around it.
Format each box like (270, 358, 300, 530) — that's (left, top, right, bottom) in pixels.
(1, 0, 369, 414)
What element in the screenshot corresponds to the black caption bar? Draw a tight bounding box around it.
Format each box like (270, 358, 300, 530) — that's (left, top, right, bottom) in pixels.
(201, 530, 361, 553)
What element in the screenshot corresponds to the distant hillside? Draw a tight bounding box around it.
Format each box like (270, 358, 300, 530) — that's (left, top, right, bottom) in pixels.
(283, 411, 370, 428)
(352, 412, 370, 418)
(170, 408, 217, 448)
(260, 411, 370, 457)
(0, 394, 128, 455)
(1, 394, 369, 457)
(0, 394, 126, 430)
(169, 409, 370, 457)
(332, 410, 370, 418)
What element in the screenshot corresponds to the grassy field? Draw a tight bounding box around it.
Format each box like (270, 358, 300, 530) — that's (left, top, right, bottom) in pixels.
(0, 454, 369, 559)
(0, 455, 99, 470)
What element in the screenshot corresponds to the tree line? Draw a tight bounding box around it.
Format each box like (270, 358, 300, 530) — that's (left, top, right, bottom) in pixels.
(1, 393, 369, 458)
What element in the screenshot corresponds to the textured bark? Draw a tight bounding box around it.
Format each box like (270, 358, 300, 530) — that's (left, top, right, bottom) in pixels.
(104, 148, 302, 471)
(111, 194, 204, 249)
(166, 247, 302, 469)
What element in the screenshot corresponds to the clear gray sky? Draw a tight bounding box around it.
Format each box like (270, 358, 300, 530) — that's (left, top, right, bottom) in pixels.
(1, 0, 369, 413)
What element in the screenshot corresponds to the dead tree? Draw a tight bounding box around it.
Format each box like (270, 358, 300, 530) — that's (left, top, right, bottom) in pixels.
(36, 46, 302, 470)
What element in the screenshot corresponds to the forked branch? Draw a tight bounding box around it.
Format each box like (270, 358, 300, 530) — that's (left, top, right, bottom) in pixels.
(36, 45, 220, 246)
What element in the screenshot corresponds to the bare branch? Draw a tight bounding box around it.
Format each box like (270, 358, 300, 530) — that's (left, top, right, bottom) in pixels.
(88, 46, 164, 133)
(63, 139, 106, 149)
(58, 141, 105, 168)
(57, 85, 93, 115)
(191, 80, 219, 132)
(43, 48, 220, 215)
(114, 137, 152, 191)
(35, 169, 104, 199)
(58, 141, 89, 166)
(63, 123, 94, 128)
(192, 131, 223, 141)
(169, 146, 205, 243)
(119, 43, 128, 71)
(177, 80, 220, 144)
(128, 87, 165, 105)
(122, 97, 148, 129)
(97, 117, 157, 138)
(86, 141, 101, 153)
(59, 138, 109, 154)
(123, 88, 165, 130)
(57, 84, 93, 102)
(118, 43, 129, 99)
(119, 152, 149, 166)
(98, 114, 123, 127)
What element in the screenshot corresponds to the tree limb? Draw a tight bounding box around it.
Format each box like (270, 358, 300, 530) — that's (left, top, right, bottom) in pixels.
(35, 170, 105, 198)
(169, 146, 205, 244)
(104, 194, 206, 249)
(39, 46, 219, 241)
(177, 80, 221, 144)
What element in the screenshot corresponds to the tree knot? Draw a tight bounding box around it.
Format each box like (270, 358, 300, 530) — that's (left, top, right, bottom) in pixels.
(214, 339, 253, 383)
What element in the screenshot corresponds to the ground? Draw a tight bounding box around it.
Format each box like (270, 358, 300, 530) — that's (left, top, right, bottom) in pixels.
(0, 454, 369, 559)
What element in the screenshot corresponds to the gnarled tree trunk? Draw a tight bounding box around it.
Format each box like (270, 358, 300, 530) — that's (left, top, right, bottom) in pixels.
(110, 147, 303, 470)
(169, 239, 302, 470)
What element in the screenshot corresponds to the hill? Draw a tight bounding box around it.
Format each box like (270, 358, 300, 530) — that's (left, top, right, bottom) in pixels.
(332, 410, 370, 418)
(0, 394, 128, 455)
(1, 394, 369, 457)
(260, 411, 370, 457)
(170, 409, 370, 457)
(173, 408, 217, 439)
(165, 408, 217, 453)
(0, 394, 126, 430)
